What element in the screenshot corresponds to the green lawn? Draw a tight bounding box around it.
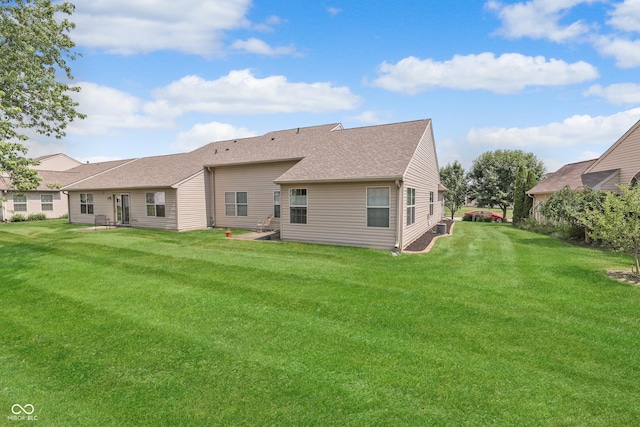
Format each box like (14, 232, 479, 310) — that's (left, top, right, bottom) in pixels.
(1, 220, 639, 426)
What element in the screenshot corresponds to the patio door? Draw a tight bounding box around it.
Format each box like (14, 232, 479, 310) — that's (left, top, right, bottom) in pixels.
(114, 193, 130, 226)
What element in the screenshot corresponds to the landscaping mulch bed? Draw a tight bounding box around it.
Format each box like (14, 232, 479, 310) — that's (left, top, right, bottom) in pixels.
(404, 219, 455, 252)
(607, 270, 640, 285)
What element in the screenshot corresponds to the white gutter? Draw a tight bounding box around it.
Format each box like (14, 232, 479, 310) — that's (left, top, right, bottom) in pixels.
(206, 167, 216, 227)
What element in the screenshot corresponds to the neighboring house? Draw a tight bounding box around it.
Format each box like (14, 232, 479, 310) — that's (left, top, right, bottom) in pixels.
(0, 153, 82, 221)
(527, 160, 596, 220)
(528, 119, 640, 219)
(33, 153, 83, 172)
(63, 119, 444, 251)
(0, 156, 131, 222)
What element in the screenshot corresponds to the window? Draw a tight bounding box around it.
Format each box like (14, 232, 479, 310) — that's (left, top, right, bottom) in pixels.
(367, 187, 390, 228)
(80, 193, 93, 214)
(41, 194, 53, 211)
(429, 191, 434, 216)
(13, 195, 27, 212)
(632, 171, 640, 187)
(289, 189, 307, 224)
(407, 188, 416, 226)
(224, 191, 248, 217)
(273, 191, 281, 218)
(146, 192, 166, 217)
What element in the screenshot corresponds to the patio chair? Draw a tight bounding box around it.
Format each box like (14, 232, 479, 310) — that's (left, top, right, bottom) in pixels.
(94, 214, 108, 230)
(256, 215, 272, 232)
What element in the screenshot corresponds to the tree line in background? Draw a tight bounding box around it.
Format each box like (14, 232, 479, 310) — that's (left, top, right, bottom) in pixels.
(439, 149, 545, 221)
(441, 152, 640, 275)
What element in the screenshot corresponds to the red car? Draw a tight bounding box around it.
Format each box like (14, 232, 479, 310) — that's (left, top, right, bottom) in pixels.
(465, 210, 504, 222)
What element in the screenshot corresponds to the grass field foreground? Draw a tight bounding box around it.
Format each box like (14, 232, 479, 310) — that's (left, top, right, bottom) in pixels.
(1, 220, 639, 426)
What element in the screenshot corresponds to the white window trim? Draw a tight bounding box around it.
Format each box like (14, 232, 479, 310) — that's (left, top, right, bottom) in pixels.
(366, 186, 391, 229)
(429, 191, 434, 216)
(146, 192, 166, 217)
(224, 191, 248, 217)
(41, 194, 54, 211)
(289, 188, 308, 225)
(407, 187, 416, 226)
(80, 193, 94, 215)
(273, 190, 281, 219)
(13, 194, 27, 212)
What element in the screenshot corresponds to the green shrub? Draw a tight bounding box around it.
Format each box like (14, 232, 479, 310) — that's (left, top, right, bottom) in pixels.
(462, 213, 472, 221)
(28, 213, 47, 221)
(11, 213, 27, 222)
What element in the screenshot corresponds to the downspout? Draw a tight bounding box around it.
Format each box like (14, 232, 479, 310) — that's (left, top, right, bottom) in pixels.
(206, 167, 216, 227)
(395, 180, 403, 252)
(63, 191, 70, 223)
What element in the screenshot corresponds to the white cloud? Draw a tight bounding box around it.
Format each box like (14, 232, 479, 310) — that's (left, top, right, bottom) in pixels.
(71, 0, 251, 56)
(594, 36, 640, 68)
(585, 83, 640, 104)
(22, 138, 68, 159)
(326, 7, 342, 16)
(607, 0, 640, 32)
(371, 53, 599, 94)
(467, 108, 640, 147)
(172, 122, 257, 151)
(68, 82, 175, 135)
(577, 150, 602, 161)
(151, 69, 362, 114)
(435, 138, 464, 168)
(253, 15, 285, 32)
(231, 38, 298, 56)
(350, 111, 388, 124)
(486, 0, 597, 42)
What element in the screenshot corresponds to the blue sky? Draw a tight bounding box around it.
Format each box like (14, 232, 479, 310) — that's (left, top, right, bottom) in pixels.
(28, 0, 640, 172)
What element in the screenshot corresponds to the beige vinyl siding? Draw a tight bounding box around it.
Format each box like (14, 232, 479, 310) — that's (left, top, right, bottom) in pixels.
(35, 154, 81, 171)
(280, 182, 398, 250)
(589, 124, 640, 187)
(402, 122, 442, 248)
(212, 161, 298, 230)
(176, 171, 208, 231)
(2, 191, 67, 220)
(129, 190, 177, 230)
(531, 193, 551, 221)
(68, 189, 178, 229)
(68, 191, 113, 225)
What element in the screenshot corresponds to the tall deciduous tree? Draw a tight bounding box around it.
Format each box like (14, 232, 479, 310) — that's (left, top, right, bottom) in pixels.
(512, 163, 528, 223)
(439, 160, 467, 219)
(586, 184, 640, 275)
(467, 149, 545, 220)
(1, 0, 83, 190)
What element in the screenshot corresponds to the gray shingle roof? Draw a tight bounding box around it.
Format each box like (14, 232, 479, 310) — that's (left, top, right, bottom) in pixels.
(63, 120, 433, 190)
(527, 159, 596, 194)
(581, 169, 620, 188)
(1, 159, 132, 191)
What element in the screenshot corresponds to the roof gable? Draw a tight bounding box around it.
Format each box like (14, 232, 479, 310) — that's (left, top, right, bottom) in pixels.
(584, 119, 640, 175)
(275, 120, 432, 183)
